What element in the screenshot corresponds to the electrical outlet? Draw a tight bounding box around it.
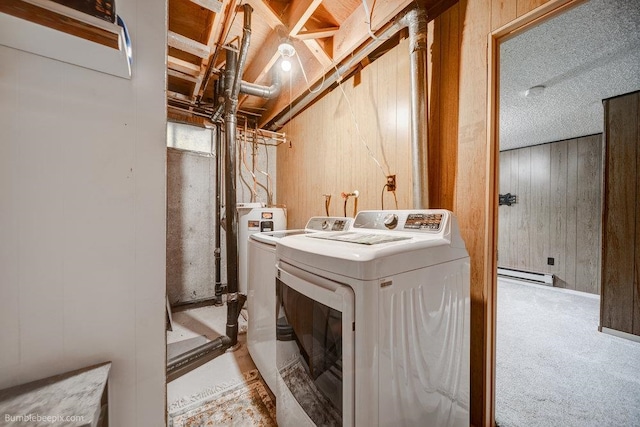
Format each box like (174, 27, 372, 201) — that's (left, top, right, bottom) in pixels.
(386, 175, 396, 191)
(547, 257, 555, 266)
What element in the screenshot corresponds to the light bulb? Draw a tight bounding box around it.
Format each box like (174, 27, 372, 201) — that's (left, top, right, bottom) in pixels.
(281, 59, 292, 72)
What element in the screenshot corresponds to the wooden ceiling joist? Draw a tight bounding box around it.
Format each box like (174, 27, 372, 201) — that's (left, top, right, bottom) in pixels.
(245, 0, 282, 29)
(287, 0, 323, 36)
(168, 31, 210, 59)
(193, 0, 240, 101)
(168, 68, 200, 82)
(189, 0, 223, 13)
(297, 27, 340, 40)
(259, 0, 416, 126)
(168, 90, 193, 102)
(168, 55, 201, 75)
(168, 0, 458, 129)
(332, 1, 410, 65)
(237, 0, 332, 110)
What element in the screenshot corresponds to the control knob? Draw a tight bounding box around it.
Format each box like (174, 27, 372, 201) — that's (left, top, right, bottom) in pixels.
(322, 220, 330, 230)
(383, 213, 398, 229)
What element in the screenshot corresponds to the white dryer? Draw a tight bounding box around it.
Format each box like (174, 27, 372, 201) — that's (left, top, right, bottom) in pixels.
(274, 210, 470, 427)
(247, 217, 354, 395)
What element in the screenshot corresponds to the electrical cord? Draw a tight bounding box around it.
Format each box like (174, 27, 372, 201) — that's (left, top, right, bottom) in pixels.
(361, 0, 392, 42)
(333, 63, 389, 179)
(381, 183, 399, 210)
(294, 48, 327, 95)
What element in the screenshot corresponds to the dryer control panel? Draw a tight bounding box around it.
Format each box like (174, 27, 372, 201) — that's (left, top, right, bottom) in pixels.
(353, 210, 448, 232)
(403, 213, 444, 231)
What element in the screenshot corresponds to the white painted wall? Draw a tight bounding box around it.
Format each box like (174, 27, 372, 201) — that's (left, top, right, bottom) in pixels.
(0, 1, 167, 425)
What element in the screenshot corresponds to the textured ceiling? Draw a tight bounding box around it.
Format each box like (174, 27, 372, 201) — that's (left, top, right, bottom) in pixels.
(499, 0, 640, 151)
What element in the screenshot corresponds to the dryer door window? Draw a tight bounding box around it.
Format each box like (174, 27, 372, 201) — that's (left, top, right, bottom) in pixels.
(275, 264, 354, 427)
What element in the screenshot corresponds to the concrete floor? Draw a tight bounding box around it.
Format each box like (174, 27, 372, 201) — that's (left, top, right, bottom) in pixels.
(166, 304, 258, 414)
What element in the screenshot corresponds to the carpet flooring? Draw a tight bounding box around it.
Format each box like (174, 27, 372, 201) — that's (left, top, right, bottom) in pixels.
(495, 279, 640, 427)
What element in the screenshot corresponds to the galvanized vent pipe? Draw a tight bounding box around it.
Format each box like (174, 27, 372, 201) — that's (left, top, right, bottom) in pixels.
(223, 3, 252, 346)
(267, 7, 429, 208)
(222, 3, 282, 345)
(405, 8, 429, 209)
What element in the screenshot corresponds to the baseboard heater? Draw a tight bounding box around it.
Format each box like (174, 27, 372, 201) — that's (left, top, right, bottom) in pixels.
(498, 267, 554, 286)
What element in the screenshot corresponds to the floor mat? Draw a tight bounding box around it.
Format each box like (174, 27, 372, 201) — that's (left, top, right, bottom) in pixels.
(168, 369, 276, 427)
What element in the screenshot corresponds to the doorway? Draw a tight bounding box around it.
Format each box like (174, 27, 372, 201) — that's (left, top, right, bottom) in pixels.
(490, 0, 640, 425)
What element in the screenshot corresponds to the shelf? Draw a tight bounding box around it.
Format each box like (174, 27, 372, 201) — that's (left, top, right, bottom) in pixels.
(0, 0, 131, 79)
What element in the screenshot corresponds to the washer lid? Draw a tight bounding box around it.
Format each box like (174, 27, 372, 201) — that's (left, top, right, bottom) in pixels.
(250, 229, 307, 245)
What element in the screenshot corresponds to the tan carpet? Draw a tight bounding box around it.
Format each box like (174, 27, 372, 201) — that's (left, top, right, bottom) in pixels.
(168, 369, 276, 427)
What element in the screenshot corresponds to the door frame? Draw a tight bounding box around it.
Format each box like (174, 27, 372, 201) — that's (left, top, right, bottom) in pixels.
(485, 0, 588, 425)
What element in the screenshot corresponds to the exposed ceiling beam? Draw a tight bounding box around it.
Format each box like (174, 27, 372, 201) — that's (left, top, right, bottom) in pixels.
(193, 0, 240, 101)
(243, 32, 283, 84)
(259, 0, 458, 127)
(332, 0, 412, 65)
(243, 0, 332, 85)
(168, 91, 193, 102)
(168, 31, 210, 59)
(168, 68, 199, 83)
(287, 0, 323, 36)
(300, 39, 332, 68)
(168, 56, 201, 76)
(245, 0, 282, 28)
(189, 0, 223, 13)
(297, 26, 340, 40)
(287, 0, 332, 69)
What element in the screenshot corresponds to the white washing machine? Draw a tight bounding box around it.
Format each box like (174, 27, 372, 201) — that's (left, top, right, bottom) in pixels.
(237, 203, 286, 295)
(274, 210, 470, 427)
(247, 217, 354, 395)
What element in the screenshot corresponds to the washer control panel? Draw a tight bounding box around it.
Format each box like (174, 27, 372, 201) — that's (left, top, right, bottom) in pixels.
(353, 210, 448, 233)
(305, 217, 354, 232)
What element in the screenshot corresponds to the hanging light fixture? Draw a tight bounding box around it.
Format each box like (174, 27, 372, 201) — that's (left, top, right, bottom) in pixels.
(278, 39, 296, 72)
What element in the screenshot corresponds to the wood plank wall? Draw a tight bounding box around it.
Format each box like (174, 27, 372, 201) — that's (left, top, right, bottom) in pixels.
(601, 91, 640, 337)
(498, 136, 602, 294)
(277, 38, 414, 227)
(276, 0, 574, 425)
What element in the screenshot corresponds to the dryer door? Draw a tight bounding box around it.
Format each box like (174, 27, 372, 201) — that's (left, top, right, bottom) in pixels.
(275, 261, 355, 427)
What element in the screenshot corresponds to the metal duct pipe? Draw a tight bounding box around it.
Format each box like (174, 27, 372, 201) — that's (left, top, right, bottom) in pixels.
(240, 69, 281, 99)
(267, 7, 430, 208)
(405, 7, 429, 209)
(232, 4, 252, 101)
(224, 48, 241, 345)
(211, 77, 225, 123)
(223, 4, 252, 346)
(214, 124, 223, 306)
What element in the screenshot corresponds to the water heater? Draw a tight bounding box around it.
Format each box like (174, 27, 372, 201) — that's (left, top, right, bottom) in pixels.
(237, 203, 286, 294)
